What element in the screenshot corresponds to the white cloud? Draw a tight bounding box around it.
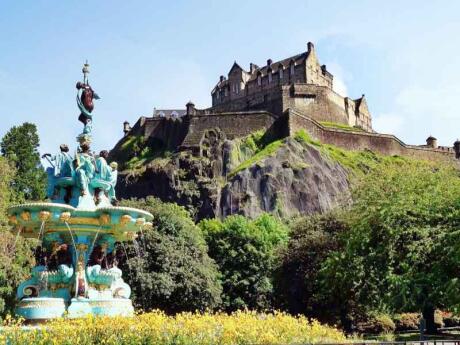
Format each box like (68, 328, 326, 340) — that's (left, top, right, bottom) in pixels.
(373, 113, 405, 137)
(332, 75, 348, 96)
(325, 62, 349, 96)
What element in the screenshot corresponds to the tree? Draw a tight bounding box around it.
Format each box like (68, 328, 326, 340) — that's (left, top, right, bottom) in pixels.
(120, 197, 222, 313)
(200, 213, 289, 311)
(275, 213, 348, 323)
(1, 122, 46, 201)
(0, 157, 35, 317)
(320, 161, 460, 333)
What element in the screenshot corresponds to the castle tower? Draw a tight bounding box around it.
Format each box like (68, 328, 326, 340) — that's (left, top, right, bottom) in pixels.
(426, 136, 438, 149)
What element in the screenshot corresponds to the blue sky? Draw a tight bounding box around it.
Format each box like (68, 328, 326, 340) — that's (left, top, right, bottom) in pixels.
(1, 0, 459, 156)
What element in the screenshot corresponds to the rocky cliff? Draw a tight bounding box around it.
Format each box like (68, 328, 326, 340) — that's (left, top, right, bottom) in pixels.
(112, 129, 352, 221)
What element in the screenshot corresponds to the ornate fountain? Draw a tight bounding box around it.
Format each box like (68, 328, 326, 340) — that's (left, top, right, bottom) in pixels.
(7, 62, 152, 320)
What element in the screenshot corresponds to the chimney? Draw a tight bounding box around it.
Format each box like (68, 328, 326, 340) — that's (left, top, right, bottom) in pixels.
(219, 75, 225, 83)
(250, 63, 257, 74)
(267, 59, 272, 67)
(186, 101, 196, 116)
(123, 121, 131, 136)
(307, 41, 315, 53)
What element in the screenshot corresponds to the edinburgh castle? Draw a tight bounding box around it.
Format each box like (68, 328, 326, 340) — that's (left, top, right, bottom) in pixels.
(113, 42, 460, 162)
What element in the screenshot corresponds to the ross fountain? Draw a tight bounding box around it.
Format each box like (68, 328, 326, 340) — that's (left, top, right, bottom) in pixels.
(6, 62, 153, 320)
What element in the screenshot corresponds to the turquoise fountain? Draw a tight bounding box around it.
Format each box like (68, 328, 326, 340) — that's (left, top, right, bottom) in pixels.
(7, 63, 153, 320)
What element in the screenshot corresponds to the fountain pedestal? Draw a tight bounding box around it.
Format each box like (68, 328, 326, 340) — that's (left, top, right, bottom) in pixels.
(8, 203, 152, 320)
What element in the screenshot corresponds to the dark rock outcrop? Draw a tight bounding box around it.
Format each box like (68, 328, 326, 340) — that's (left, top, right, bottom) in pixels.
(115, 136, 351, 220)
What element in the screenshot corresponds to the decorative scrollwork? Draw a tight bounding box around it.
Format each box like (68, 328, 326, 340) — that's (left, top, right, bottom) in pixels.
(120, 214, 132, 226)
(39, 210, 51, 222)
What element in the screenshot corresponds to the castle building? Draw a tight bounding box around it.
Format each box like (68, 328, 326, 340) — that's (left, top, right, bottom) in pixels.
(211, 42, 372, 132)
(113, 42, 459, 163)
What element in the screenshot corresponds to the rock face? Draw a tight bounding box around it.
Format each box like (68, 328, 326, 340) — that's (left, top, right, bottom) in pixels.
(115, 136, 351, 220)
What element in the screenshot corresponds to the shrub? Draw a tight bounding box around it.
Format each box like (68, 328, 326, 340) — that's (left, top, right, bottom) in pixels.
(275, 212, 348, 322)
(393, 313, 420, 331)
(200, 214, 289, 311)
(434, 309, 444, 329)
(356, 313, 396, 334)
(1, 311, 346, 345)
(444, 315, 460, 327)
(119, 197, 222, 313)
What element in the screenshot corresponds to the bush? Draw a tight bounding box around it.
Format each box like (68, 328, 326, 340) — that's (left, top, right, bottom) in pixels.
(444, 315, 460, 327)
(120, 197, 222, 313)
(393, 313, 421, 331)
(275, 212, 348, 322)
(356, 313, 396, 334)
(1, 311, 346, 345)
(200, 213, 289, 311)
(434, 309, 444, 329)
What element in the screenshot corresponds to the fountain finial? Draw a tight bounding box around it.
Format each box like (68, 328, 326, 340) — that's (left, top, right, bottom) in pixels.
(82, 60, 90, 84)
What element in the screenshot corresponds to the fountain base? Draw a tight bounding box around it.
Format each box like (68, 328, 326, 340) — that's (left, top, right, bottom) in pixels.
(16, 297, 67, 320)
(67, 298, 134, 318)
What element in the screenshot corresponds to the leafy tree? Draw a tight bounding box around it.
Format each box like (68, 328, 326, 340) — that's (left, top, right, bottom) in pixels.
(120, 197, 222, 313)
(320, 161, 460, 333)
(1, 122, 46, 201)
(0, 157, 35, 317)
(274, 213, 348, 323)
(200, 213, 289, 311)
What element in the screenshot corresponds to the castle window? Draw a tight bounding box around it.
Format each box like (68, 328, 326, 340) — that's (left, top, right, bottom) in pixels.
(257, 75, 262, 86)
(268, 72, 272, 84)
(290, 64, 295, 76)
(225, 88, 228, 96)
(279, 69, 283, 80)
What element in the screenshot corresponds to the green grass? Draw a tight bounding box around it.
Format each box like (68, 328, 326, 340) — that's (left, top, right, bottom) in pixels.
(229, 139, 283, 178)
(319, 121, 365, 132)
(125, 147, 172, 171)
(294, 129, 410, 175)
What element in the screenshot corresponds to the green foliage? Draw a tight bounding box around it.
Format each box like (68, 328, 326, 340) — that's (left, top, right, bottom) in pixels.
(319, 121, 365, 132)
(294, 129, 408, 176)
(319, 160, 460, 330)
(200, 213, 289, 311)
(0, 158, 15, 223)
(0, 157, 35, 318)
(393, 312, 421, 331)
(119, 197, 222, 313)
(356, 313, 396, 334)
(0, 122, 46, 201)
(275, 213, 348, 321)
(229, 139, 283, 178)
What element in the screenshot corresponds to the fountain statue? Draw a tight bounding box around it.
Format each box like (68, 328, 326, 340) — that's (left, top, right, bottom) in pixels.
(7, 63, 153, 320)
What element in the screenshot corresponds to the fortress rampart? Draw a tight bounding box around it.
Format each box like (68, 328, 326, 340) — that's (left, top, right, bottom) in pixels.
(287, 109, 456, 161)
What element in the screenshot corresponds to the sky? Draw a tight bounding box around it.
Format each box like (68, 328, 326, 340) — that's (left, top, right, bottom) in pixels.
(1, 0, 460, 156)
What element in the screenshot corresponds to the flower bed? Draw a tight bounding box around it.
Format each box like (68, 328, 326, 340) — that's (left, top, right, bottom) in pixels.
(1, 310, 346, 345)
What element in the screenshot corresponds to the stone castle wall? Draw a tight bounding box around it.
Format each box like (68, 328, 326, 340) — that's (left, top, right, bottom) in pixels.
(181, 111, 277, 149)
(113, 108, 455, 164)
(284, 84, 350, 125)
(287, 110, 455, 161)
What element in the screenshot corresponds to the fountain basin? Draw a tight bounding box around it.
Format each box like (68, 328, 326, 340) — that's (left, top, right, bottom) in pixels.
(67, 298, 134, 318)
(16, 297, 67, 320)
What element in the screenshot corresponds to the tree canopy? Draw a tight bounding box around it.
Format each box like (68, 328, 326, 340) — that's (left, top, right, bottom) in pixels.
(0, 122, 46, 201)
(319, 160, 460, 332)
(200, 213, 289, 311)
(120, 197, 222, 313)
(0, 157, 35, 317)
